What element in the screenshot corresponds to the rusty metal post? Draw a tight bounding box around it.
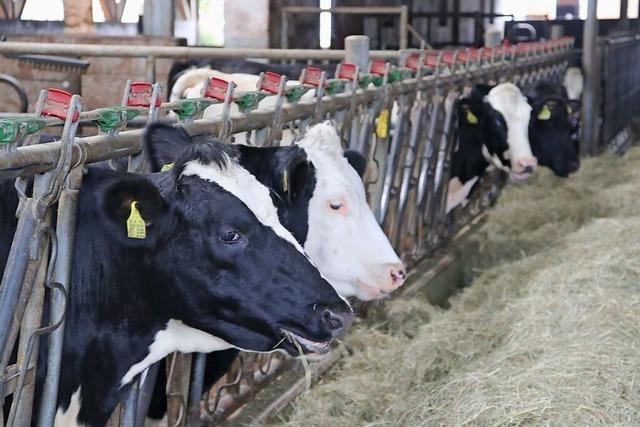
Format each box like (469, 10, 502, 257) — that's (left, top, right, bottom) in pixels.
(399, 5, 409, 49)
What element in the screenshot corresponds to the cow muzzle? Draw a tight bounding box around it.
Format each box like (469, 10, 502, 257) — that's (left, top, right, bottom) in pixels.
(357, 262, 407, 299)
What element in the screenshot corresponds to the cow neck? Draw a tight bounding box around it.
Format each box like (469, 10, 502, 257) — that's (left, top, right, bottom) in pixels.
(56, 168, 171, 427)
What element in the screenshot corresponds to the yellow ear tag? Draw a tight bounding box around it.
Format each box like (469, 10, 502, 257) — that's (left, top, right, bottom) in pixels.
(466, 111, 478, 124)
(160, 162, 175, 172)
(538, 104, 552, 120)
(376, 109, 390, 138)
(126, 201, 147, 239)
(282, 169, 289, 193)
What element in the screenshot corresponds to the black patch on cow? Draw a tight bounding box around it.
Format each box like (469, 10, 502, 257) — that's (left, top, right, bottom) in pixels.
(236, 144, 316, 245)
(344, 149, 367, 178)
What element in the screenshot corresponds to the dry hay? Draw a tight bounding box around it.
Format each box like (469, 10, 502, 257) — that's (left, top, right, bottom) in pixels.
(275, 147, 640, 426)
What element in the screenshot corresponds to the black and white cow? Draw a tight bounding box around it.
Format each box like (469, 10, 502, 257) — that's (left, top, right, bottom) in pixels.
(527, 81, 580, 177)
(0, 125, 353, 427)
(144, 122, 406, 421)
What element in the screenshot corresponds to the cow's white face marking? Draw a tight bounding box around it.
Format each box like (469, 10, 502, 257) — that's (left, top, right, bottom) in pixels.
(563, 67, 584, 101)
(181, 156, 306, 254)
(298, 123, 405, 301)
(54, 388, 84, 427)
(486, 83, 537, 178)
(121, 320, 236, 386)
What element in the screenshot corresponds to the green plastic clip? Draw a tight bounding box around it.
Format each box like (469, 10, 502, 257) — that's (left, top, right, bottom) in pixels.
(93, 107, 141, 133)
(0, 118, 46, 147)
(284, 85, 311, 103)
(325, 79, 347, 95)
(234, 91, 268, 112)
(172, 99, 200, 121)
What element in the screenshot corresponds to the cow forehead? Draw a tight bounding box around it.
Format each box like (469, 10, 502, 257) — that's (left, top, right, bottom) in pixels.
(297, 123, 365, 200)
(487, 83, 531, 121)
(180, 159, 305, 253)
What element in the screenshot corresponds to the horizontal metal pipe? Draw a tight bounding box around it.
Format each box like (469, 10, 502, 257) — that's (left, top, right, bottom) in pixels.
(0, 42, 399, 60)
(0, 51, 570, 179)
(282, 6, 405, 14)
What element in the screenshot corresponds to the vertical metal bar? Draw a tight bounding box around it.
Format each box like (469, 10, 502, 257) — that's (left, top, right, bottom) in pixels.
(620, 0, 629, 29)
(399, 5, 409, 50)
(187, 353, 207, 422)
(37, 166, 83, 427)
(146, 55, 156, 84)
(120, 379, 140, 427)
(582, 0, 599, 156)
(134, 362, 160, 427)
(452, 0, 460, 46)
(166, 353, 192, 427)
(280, 10, 288, 50)
(12, 241, 48, 427)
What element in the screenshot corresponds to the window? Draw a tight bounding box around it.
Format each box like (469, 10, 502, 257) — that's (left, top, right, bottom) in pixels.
(319, 0, 331, 49)
(21, 0, 64, 21)
(198, 0, 225, 46)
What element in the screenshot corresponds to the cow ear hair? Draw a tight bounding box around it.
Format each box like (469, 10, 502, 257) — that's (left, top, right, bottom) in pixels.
(144, 123, 193, 172)
(344, 150, 367, 179)
(100, 174, 174, 248)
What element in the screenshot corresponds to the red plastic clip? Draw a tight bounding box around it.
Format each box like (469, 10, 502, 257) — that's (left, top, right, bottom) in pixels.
(260, 71, 283, 94)
(337, 63, 358, 80)
(482, 48, 495, 59)
(127, 82, 161, 107)
(424, 52, 440, 68)
(369, 58, 387, 76)
(204, 77, 232, 101)
(458, 48, 479, 62)
(404, 53, 421, 70)
(301, 67, 324, 87)
(42, 88, 79, 122)
(441, 51, 457, 65)
(516, 43, 530, 54)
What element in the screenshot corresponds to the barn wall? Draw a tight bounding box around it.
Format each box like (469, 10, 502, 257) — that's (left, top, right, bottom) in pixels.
(271, 0, 499, 50)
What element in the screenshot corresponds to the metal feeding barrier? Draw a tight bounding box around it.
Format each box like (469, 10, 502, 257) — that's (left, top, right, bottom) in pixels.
(0, 36, 575, 427)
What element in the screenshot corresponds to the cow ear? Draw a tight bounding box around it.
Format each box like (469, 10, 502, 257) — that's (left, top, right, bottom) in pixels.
(144, 123, 193, 172)
(344, 150, 367, 179)
(272, 148, 315, 204)
(100, 174, 174, 248)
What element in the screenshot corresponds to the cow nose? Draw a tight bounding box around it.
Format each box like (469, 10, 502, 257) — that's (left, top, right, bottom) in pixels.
(522, 165, 534, 174)
(390, 264, 407, 288)
(322, 308, 353, 337)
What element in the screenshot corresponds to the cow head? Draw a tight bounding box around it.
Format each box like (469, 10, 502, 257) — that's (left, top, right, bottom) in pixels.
(145, 123, 405, 302)
(485, 83, 537, 180)
(528, 87, 579, 178)
(112, 124, 352, 356)
(294, 123, 406, 301)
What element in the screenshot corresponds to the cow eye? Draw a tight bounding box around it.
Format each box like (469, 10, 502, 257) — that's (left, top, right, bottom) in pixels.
(220, 231, 241, 243)
(329, 202, 343, 210)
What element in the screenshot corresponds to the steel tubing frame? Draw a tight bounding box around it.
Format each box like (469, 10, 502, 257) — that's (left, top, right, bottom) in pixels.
(0, 37, 574, 427)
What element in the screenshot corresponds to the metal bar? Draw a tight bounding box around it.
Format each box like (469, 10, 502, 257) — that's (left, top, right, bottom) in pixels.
(120, 379, 140, 427)
(281, 6, 405, 14)
(620, 0, 629, 29)
(37, 167, 83, 427)
(134, 362, 160, 427)
(399, 5, 409, 50)
(187, 353, 207, 422)
(0, 42, 399, 60)
(582, 0, 599, 156)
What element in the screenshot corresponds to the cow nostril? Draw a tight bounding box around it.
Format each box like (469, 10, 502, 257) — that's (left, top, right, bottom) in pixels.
(323, 310, 344, 332)
(522, 165, 534, 174)
(389, 265, 407, 287)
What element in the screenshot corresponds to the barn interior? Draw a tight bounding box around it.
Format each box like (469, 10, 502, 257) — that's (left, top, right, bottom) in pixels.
(0, 1, 639, 426)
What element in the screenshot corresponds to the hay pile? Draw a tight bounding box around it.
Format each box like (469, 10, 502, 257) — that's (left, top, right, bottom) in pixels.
(276, 147, 640, 426)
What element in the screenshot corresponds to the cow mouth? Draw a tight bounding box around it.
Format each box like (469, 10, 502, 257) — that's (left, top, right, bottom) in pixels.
(356, 279, 390, 299)
(280, 329, 332, 355)
(509, 170, 533, 182)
